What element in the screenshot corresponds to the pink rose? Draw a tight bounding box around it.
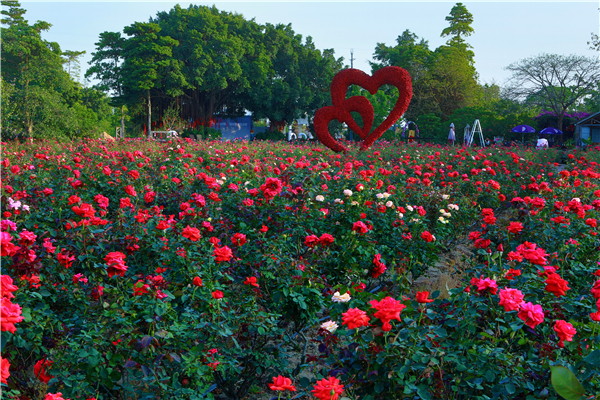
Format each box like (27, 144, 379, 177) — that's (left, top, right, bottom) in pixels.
(518, 302, 544, 329)
(498, 288, 524, 312)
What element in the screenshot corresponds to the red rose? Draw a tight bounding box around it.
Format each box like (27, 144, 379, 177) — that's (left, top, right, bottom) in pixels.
(416, 291, 434, 303)
(182, 226, 201, 242)
(211, 290, 224, 299)
(553, 320, 576, 346)
(304, 235, 319, 247)
(72, 203, 95, 218)
(342, 308, 370, 330)
(370, 296, 406, 331)
(507, 222, 523, 234)
(0, 297, 24, 333)
(104, 251, 128, 278)
(231, 233, 246, 246)
(213, 246, 233, 263)
(34, 359, 54, 383)
(352, 221, 369, 234)
(318, 233, 335, 246)
(0, 275, 18, 299)
(259, 177, 283, 200)
(420, 231, 435, 243)
(43, 393, 66, 400)
(244, 277, 259, 287)
(269, 375, 296, 392)
(0, 356, 10, 384)
(193, 277, 203, 287)
(312, 376, 344, 400)
(545, 272, 570, 297)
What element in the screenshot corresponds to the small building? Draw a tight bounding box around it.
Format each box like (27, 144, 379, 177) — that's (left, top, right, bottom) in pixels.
(575, 110, 600, 146)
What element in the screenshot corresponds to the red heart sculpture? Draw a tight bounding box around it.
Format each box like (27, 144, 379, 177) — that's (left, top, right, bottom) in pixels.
(314, 96, 374, 153)
(314, 66, 413, 152)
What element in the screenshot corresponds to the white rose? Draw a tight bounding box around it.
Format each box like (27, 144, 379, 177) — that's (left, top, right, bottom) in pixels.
(320, 320, 339, 333)
(315, 195, 325, 202)
(332, 291, 351, 303)
(343, 189, 353, 197)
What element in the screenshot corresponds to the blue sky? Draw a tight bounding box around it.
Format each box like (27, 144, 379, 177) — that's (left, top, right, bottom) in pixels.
(19, 1, 600, 86)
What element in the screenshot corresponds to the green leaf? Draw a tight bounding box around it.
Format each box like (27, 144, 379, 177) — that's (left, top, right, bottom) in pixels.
(583, 350, 600, 368)
(22, 307, 32, 323)
(550, 365, 585, 400)
(505, 382, 515, 394)
(417, 384, 432, 399)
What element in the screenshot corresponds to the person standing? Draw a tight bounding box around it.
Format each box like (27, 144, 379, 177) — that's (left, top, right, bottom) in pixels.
(448, 123, 456, 146)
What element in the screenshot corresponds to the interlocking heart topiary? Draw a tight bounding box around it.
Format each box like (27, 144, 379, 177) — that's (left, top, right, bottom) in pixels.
(314, 66, 413, 153)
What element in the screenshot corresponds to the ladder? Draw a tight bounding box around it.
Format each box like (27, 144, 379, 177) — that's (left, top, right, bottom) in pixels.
(464, 119, 485, 147)
(471, 119, 485, 147)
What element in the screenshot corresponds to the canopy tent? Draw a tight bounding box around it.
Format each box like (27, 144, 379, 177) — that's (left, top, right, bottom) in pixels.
(539, 127, 563, 135)
(511, 125, 536, 144)
(511, 125, 536, 133)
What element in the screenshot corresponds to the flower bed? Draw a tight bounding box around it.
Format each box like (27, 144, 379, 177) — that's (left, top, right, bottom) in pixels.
(1, 138, 599, 400)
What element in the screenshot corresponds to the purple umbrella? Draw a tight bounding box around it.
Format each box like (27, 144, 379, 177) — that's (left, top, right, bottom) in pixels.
(511, 125, 536, 133)
(539, 127, 562, 135)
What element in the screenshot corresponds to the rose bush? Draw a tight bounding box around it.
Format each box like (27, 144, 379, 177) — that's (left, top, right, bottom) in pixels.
(1, 138, 599, 399)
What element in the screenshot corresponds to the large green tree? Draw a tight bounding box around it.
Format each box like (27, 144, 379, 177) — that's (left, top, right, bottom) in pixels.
(1, 0, 103, 138)
(86, 31, 128, 136)
(242, 23, 343, 131)
(149, 4, 270, 124)
(371, 30, 438, 120)
(120, 22, 184, 137)
(371, 24, 478, 121)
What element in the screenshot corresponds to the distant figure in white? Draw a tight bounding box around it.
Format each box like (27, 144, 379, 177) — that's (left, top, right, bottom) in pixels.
(536, 137, 549, 148)
(448, 123, 455, 146)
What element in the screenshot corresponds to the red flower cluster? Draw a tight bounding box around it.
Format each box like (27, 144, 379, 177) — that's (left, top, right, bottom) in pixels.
(371, 253, 387, 279)
(104, 251, 128, 278)
(507, 241, 548, 265)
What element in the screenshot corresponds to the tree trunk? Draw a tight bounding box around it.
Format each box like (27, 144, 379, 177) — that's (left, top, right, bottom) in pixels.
(147, 89, 152, 139)
(557, 113, 564, 144)
(120, 105, 125, 139)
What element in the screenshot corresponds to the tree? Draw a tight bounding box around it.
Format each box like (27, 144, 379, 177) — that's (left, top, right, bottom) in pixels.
(428, 45, 479, 118)
(440, 3, 474, 48)
(121, 22, 181, 137)
(1, 0, 73, 136)
(0, 0, 24, 26)
(150, 4, 270, 124)
(371, 30, 437, 120)
(1, 0, 117, 139)
(85, 31, 127, 136)
(243, 23, 343, 131)
(504, 54, 600, 131)
(371, 28, 478, 121)
(62, 49, 85, 81)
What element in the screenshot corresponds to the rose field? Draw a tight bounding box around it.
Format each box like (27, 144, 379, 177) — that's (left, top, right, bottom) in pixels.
(1, 138, 600, 400)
